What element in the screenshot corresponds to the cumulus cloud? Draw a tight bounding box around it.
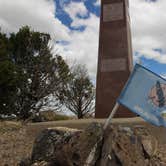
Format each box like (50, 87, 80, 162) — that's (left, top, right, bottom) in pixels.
(60, 0, 166, 79)
(130, 0, 166, 63)
(94, 0, 101, 6)
(0, 0, 70, 40)
(64, 1, 88, 20)
(59, 2, 99, 79)
(0, 0, 165, 81)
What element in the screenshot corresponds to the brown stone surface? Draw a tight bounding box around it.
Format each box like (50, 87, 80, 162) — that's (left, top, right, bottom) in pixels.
(98, 125, 165, 166)
(30, 123, 103, 166)
(21, 123, 166, 166)
(95, 0, 135, 118)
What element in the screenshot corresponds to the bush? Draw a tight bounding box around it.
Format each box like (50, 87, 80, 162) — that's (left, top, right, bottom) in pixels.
(31, 110, 69, 122)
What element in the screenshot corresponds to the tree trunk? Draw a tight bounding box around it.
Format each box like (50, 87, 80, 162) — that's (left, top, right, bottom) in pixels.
(77, 109, 83, 119)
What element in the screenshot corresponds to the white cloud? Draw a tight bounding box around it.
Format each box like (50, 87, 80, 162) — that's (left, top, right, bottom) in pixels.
(64, 1, 88, 20)
(0, 0, 98, 79)
(130, 0, 166, 63)
(57, 13, 99, 80)
(0, 0, 70, 40)
(94, 0, 100, 6)
(0, 0, 165, 81)
(58, 2, 99, 79)
(61, 0, 166, 80)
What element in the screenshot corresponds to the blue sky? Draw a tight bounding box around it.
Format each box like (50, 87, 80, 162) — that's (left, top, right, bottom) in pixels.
(0, 0, 165, 80)
(55, 0, 100, 25)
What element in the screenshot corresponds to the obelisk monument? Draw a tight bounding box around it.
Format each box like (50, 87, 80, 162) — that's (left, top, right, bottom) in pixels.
(95, 0, 135, 118)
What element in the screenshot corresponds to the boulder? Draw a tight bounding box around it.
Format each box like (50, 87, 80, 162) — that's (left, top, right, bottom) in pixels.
(31, 127, 81, 163)
(99, 126, 145, 166)
(31, 123, 103, 166)
(141, 135, 158, 158)
(98, 125, 162, 166)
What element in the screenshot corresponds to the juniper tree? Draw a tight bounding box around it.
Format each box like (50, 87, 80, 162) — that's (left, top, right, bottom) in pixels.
(0, 26, 71, 119)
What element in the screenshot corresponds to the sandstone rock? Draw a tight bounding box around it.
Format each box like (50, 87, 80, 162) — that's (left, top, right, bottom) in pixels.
(31, 127, 81, 163)
(66, 122, 103, 166)
(31, 123, 103, 166)
(98, 125, 165, 166)
(141, 135, 158, 158)
(99, 126, 146, 166)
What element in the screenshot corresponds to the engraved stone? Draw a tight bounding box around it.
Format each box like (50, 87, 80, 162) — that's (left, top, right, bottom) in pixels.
(103, 3, 124, 22)
(101, 58, 126, 72)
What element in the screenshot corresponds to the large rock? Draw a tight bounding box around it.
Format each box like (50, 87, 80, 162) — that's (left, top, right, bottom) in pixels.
(31, 123, 103, 166)
(141, 135, 158, 158)
(31, 127, 80, 162)
(98, 125, 162, 166)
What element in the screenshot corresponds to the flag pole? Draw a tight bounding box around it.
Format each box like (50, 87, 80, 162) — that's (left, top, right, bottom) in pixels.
(103, 102, 120, 130)
(85, 102, 119, 164)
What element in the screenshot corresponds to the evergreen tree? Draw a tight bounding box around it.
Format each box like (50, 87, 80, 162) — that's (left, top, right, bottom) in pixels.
(0, 31, 24, 116)
(0, 26, 71, 119)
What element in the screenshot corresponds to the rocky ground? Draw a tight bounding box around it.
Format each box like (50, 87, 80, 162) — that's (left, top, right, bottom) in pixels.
(0, 118, 166, 165)
(21, 122, 166, 166)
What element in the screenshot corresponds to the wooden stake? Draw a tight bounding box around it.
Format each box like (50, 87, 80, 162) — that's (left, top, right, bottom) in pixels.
(103, 102, 120, 130)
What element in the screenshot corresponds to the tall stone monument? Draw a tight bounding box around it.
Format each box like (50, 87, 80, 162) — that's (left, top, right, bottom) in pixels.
(95, 0, 135, 118)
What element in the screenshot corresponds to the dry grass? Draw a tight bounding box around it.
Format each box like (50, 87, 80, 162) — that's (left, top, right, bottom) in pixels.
(0, 121, 34, 166)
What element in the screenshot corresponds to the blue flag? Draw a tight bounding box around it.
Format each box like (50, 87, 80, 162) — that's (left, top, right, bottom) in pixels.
(117, 64, 166, 127)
